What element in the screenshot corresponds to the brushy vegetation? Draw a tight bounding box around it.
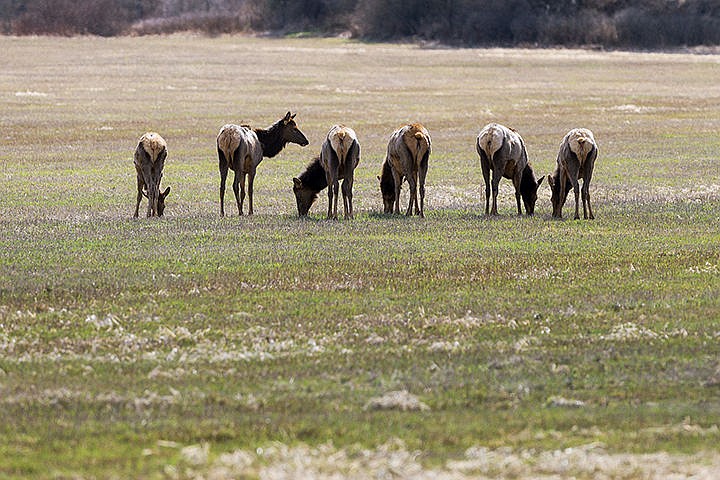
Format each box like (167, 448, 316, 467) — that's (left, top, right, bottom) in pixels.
(3, 0, 720, 48)
(1, 36, 720, 478)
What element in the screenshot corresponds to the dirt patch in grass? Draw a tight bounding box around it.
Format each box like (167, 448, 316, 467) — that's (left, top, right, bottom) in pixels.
(173, 440, 720, 479)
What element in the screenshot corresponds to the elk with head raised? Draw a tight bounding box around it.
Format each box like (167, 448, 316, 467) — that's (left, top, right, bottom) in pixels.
(379, 123, 431, 217)
(133, 132, 171, 218)
(476, 123, 544, 216)
(319, 125, 360, 220)
(217, 111, 308, 217)
(548, 128, 598, 220)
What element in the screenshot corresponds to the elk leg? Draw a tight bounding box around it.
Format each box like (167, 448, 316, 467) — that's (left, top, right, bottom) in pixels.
(325, 169, 337, 220)
(413, 171, 421, 216)
(490, 172, 501, 216)
(392, 170, 403, 214)
(513, 172, 523, 216)
(341, 177, 353, 219)
(573, 182, 581, 220)
(326, 184, 333, 219)
(232, 170, 242, 216)
(405, 175, 417, 216)
(247, 171, 255, 215)
(565, 163, 581, 220)
(141, 165, 154, 218)
(581, 179, 595, 220)
(480, 156, 491, 215)
(332, 180, 340, 220)
(134, 175, 143, 218)
(556, 171, 567, 219)
(583, 163, 595, 220)
(418, 164, 427, 219)
(239, 172, 247, 216)
(218, 149, 228, 217)
(341, 158, 354, 219)
(325, 170, 333, 219)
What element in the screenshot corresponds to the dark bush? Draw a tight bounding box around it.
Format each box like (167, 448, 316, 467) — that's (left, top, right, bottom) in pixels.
(2, 0, 720, 48)
(538, 10, 617, 46)
(10, 0, 158, 36)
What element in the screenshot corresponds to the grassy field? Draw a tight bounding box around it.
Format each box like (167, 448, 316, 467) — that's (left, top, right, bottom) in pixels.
(1, 35, 720, 478)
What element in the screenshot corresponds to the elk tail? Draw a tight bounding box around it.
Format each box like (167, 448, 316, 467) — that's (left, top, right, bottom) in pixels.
(338, 131, 347, 165)
(414, 132, 425, 172)
(575, 137, 591, 164)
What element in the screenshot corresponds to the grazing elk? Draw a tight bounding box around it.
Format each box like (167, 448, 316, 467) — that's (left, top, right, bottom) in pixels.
(292, 156, 327, 217)
(548, 128, 598, 220)
(476, 123, 544, 216)
(133, 132, 171, 218)
(319, 125, 360, 220)
(380, 123, 431, 217)
(217, 111, 308, 217)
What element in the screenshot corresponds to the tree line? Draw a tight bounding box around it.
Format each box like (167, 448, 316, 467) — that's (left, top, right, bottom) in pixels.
(2, 0, 720, 48)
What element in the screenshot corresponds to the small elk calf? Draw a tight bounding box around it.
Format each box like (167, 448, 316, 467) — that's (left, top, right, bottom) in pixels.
(134, 132, 170, 218)
(548, 128, 598, 220)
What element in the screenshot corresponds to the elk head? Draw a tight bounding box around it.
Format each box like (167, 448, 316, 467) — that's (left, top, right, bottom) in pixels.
(519, 167, 544, 215)
(143, 186, 171, 217)
(293, 177, 317, 217)
(282, 112, 309, 146)
(547, 174, 566, 218)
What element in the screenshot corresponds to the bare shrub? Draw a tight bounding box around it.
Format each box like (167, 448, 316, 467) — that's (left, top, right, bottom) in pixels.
(538, 11, 617, 46)
(12, 0, 158, 36)
(130, 12, 252, 36)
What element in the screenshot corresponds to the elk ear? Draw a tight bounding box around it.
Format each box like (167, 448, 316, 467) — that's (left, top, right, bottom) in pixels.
(283, 111, 292, 124)
(536, 175, 545, 188)
(547, 175, 555, 188)
(290, 113, 297, 119)
(293, 177, 302, 188)
(161, 186, 171, 197)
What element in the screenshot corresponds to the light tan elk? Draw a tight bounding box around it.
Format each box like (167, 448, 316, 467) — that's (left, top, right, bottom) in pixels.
(548, 128, 598, 220)
(133, 132, 170, 218)
(217, 112, 308, 216)
(476, 123, 544, 216)
(320, 125, 360, 219)
(379, 123, 431, 217)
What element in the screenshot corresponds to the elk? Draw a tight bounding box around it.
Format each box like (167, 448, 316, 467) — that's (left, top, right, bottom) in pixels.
(319, 125, 360, 220)
(292, 156, 326, 217)
(133, 132, 171, 218)
(548, 128, 598, 220)
(217, 111, 308, 217)
(476, 123, 544, 216)
(380, 123, 431, 217)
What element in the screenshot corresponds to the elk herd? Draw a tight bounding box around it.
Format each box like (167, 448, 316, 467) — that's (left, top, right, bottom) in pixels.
(133, 112, 598, 221)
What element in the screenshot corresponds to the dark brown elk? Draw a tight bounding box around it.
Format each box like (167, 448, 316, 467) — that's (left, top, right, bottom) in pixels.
(133, 132, 170, 218)
(548, 128, 598, 220)
(476, 123, 544, 216)
(217, 112, 308, 216)
(292, 156, 327, 217)
(380, 123, 431, 217)
(319, 125, 360, 219)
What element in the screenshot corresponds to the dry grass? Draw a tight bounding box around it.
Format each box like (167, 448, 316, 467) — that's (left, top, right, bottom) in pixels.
(176, 440, 720, 479)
